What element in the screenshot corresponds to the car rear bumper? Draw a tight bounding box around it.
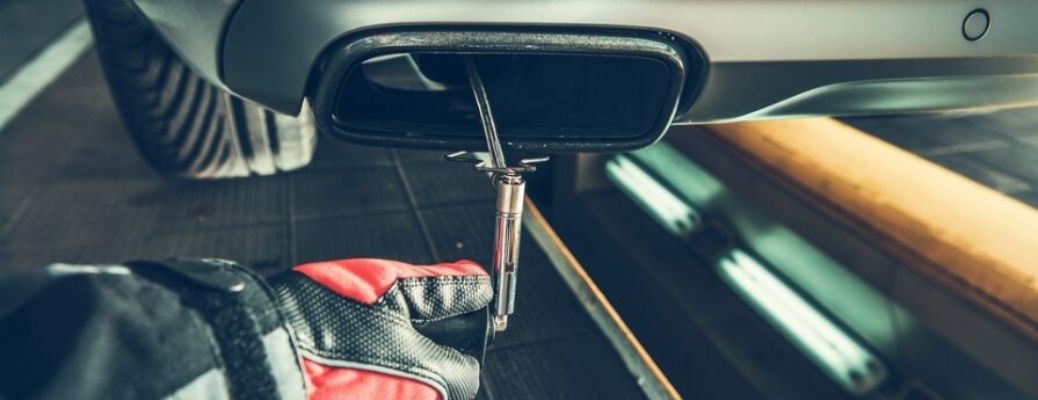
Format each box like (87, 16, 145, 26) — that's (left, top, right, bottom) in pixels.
(136, 0, 1038, 122)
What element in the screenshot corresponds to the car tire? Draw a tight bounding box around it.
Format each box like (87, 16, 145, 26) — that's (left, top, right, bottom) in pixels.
(83, 0, 316, 179)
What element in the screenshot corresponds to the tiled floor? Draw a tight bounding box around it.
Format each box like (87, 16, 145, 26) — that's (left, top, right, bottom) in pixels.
(0, 50, 646, 399)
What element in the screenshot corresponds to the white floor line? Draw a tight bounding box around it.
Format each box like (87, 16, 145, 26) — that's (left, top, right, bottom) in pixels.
(0, 19, 94, 131)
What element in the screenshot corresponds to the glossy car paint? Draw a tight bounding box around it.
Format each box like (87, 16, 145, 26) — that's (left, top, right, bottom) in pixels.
(131, 0, 1038, 123)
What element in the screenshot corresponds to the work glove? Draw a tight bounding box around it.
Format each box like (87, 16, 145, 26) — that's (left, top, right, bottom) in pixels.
(269, 258, 493, 400)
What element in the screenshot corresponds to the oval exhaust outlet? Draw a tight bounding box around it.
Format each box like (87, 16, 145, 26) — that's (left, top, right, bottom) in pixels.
(310, 30, 702, 153)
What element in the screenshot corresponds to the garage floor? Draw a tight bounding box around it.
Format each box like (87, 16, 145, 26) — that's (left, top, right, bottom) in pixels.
(0, 49, 648, 399)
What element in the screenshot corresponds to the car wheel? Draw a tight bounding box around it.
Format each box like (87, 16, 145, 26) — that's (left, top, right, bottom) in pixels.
(83, 0, 316, 179)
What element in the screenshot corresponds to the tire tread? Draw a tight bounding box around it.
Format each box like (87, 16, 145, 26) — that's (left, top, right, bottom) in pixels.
(83, 0, 315, 179)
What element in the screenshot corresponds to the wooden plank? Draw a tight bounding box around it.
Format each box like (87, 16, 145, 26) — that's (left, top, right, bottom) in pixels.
(678, 118, 1038, 339)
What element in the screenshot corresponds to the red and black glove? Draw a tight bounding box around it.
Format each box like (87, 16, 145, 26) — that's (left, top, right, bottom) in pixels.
(269, 258, 492, 400)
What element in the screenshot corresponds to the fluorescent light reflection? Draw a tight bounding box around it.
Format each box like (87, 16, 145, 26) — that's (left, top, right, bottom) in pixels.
(605, 155, 700, 236)
(718, 249, 888, 394)
(606, 147, 888, 394)
(628, 143, 724, 208)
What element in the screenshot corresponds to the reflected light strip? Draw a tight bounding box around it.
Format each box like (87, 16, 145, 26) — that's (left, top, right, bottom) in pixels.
(718, 249, 888, 394)
(607, 147, 888, 393)
(605, 155, 699, 236)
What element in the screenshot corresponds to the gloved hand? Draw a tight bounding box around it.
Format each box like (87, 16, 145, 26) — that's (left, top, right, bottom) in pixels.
(269, 258, 493, 400)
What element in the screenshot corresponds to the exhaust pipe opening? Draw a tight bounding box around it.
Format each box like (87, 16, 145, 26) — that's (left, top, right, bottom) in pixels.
(311, 30, 702, 152)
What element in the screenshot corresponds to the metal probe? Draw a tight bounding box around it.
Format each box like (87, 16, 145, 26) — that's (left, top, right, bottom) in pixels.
(448, 57, 547, 332)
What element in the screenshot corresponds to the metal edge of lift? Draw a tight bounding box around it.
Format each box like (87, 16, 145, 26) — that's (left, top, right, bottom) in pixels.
(523, 197, 681, 400)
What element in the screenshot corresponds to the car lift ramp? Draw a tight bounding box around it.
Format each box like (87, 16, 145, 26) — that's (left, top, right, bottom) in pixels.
(0, 50, 675, 399)
(544, 117, 1038, 399)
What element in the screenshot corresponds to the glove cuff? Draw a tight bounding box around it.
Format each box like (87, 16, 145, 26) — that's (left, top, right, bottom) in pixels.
(127, 259, 308, 400)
